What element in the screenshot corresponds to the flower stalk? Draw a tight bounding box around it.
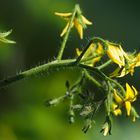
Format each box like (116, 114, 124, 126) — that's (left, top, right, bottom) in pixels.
(57, 4, 79, 60)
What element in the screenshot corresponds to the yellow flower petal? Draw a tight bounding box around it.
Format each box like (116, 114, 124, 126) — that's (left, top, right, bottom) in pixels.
(135, 53, 140, 67)
(74, 19, 83, 39)
(109, 67, 121, 78)
(81, 15, 92, 25)
(92, 57, 101, 65)
(129, 65, 135, 76)
(114, 108, 122, 116)
(54, 12, 72, 17)
(114, 89, 123, 104)
(132, 86, 138, 96)
(112, 103, 122, 116)
(131, 86, 138, 101)
(55, 11, 92, 39)
(76, 48, 82, 56)
(119, 68, 129, 77)
(117, 47, 125, 64)
(107, 45, 124, 67)
(96, 43, 103, 54)
(112, 103, 118, 109)
(125, 83, 135, 100)
(60, 22, 73, 37)
(87, 43, 96, 56)
(119, 46, 129, 60)
(125, 101, 131, 116)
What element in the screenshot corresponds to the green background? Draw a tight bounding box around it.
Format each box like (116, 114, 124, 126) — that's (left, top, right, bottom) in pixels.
(0, 0, 140, 140)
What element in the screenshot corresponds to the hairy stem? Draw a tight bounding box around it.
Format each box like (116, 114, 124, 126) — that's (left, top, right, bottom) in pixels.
(0, 59, 115, 90)
(0, 59, 76, 88)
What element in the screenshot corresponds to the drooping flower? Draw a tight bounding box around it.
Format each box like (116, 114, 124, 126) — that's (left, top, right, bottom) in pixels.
(113, 83, 138, 116)
(55, 12, 92, 39)
(110, 52, 140, 77)
(128, 53, 140, 75)
(0, 30, 15, 44)
(107, 43, 125, 68)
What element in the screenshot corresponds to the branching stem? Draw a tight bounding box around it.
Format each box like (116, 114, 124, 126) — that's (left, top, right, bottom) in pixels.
(0, 58, 112, 89)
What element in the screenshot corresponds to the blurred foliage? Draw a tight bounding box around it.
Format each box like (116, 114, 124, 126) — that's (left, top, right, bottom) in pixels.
(0, 0, 140, 140)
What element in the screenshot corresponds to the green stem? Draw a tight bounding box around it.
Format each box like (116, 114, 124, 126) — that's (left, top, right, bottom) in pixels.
(45, 94, 68, 107)
(0, 59, 110, 89)
(69, 94, 75, 123)
(83, 69, 102, 88)
(106, 76, 125, 96)
(0, 59, 76, 88)
(0, 58, 124, 96)
(97, 60, 112, 70)
(57, 4, 79, 60)
(79, 64, 126, 96)
(105, 81, 113, 116)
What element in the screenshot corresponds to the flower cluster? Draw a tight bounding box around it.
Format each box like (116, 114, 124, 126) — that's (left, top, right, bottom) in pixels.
(45, 4, 140, 137)
(76, 41, 140, 77)
(55, 7, 92, 39)
(107, 43, 140, 77)
(113, 83, 139, 121)
(74, 39, 140, 136)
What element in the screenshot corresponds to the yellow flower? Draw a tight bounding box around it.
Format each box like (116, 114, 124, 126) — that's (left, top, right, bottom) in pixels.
(0, 30, 15, 44)
(76, 42, 103, 66)
(128, 53, 140, 75)
(112, 102, 122, 116)
(118, 51, 138, 77)
(93, 43, 104, 63)
(107, 43, 125, 68)
(114, 89, 123, 104)
(109, 47, 140, 77)
(55, 12, 92, 39)
(113, 83, 138, 116)
(134, 53, 140, 67)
